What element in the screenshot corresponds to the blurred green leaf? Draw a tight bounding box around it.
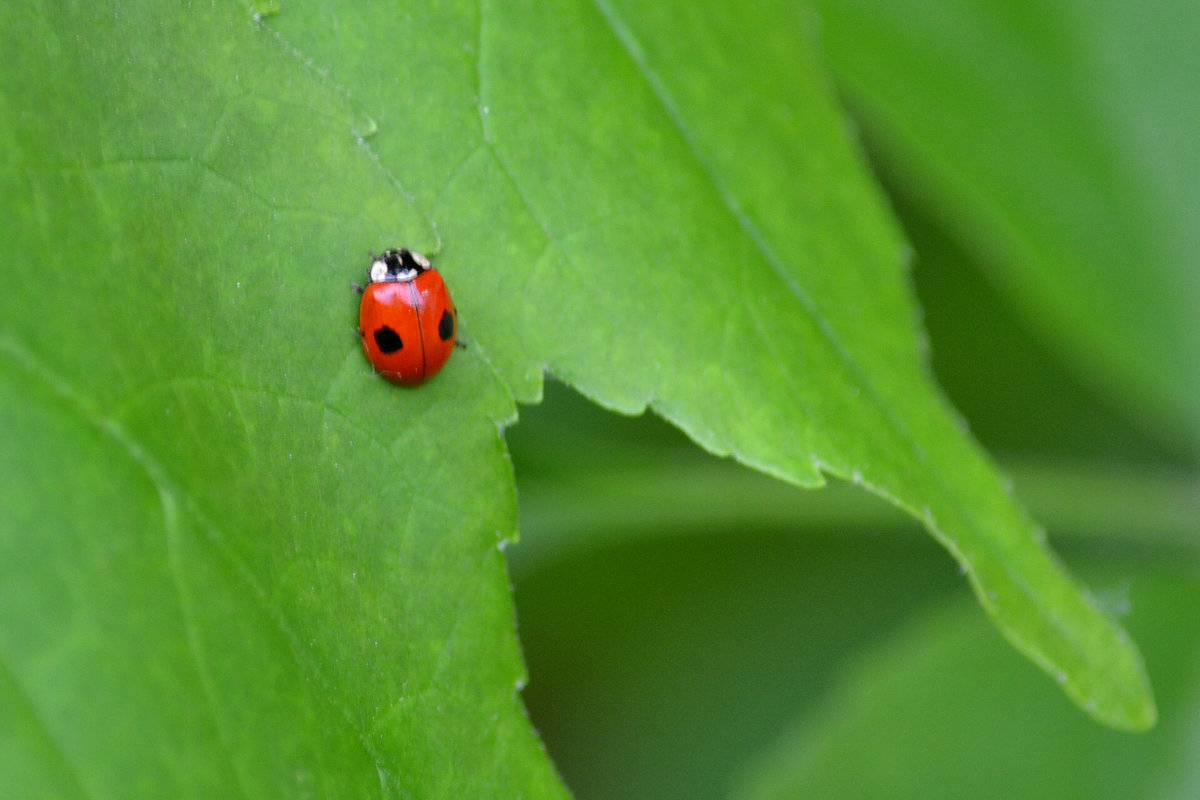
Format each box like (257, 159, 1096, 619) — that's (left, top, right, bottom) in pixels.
(733, 568, 1200, 800)
(899, 189, 1185, 466)
(514, 519, 965, 800)
(810, 0, 1200, 452)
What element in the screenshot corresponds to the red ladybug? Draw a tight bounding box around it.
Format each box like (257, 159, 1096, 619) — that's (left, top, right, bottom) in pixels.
(357, 248, 457, 385)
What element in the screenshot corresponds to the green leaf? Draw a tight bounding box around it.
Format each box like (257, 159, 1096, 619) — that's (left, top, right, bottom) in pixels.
(0, 0, 1159, 796)
(733, 569, 1200, 800)
(0, 2, 561, 797)
(809, 0, 1200, 451)
(459, 0, 1151, 727)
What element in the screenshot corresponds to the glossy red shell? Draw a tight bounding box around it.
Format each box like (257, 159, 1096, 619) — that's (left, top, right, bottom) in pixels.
(359, 269, 457, 385)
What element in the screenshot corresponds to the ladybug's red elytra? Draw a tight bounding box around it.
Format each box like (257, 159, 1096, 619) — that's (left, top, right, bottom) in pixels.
(357, 248, 457, 385)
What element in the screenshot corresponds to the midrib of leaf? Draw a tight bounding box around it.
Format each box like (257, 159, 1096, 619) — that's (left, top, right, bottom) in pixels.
(583, 0, 948, 487)
(589, 0, 839, 344)
(475, 0, 895, 439)
(582, 0, 1028, 607)
(473, 0, 1152, 727)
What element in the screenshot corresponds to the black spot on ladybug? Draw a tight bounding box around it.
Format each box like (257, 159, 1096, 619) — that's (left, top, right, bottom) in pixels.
(374, 326, 403, 354)
(438, 309, 455, 342)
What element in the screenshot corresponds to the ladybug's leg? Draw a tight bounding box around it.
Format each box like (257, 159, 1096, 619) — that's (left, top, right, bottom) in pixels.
(351, 282, 365, 293)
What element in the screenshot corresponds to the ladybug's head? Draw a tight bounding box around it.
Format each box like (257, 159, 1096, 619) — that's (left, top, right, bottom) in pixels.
(368, 248, 431, 283)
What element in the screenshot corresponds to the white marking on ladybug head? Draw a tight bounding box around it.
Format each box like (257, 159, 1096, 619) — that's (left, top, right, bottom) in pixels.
(411, 251, 431, 270)
(369, 259, 389, 283)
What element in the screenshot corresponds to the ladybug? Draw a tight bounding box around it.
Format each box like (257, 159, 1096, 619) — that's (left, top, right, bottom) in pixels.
(357, 248, 457, 385)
